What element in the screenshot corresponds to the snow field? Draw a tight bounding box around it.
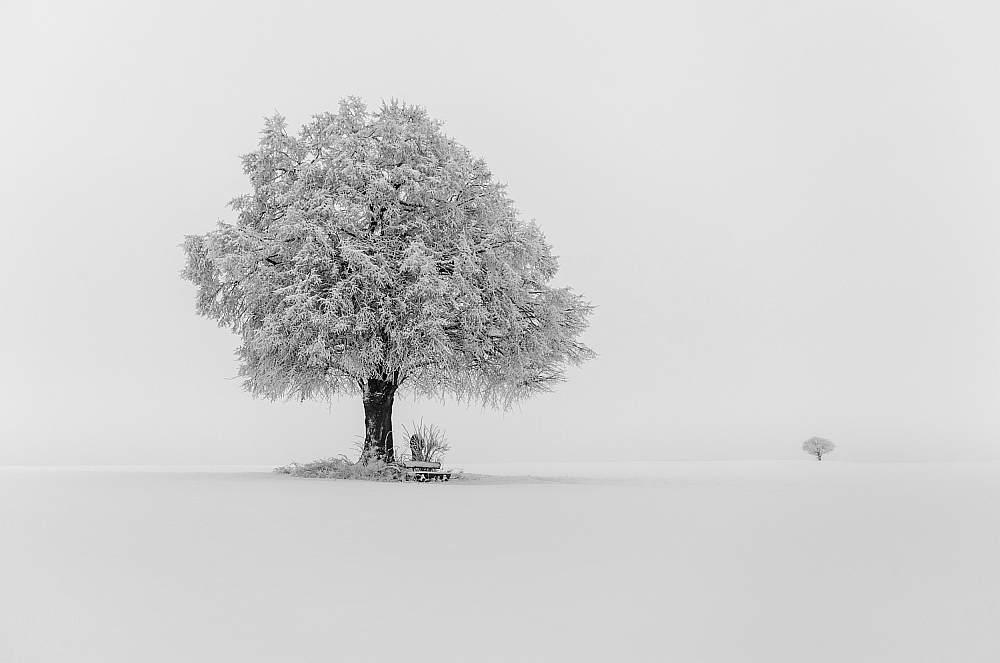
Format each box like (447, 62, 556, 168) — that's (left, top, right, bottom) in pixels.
(1, 461, 997, 662)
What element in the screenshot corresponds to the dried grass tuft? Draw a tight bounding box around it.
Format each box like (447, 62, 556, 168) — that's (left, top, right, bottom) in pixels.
(403, 420, 451, 463)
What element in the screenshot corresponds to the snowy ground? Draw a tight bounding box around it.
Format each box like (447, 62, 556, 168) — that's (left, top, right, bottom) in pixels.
(1, 461, 997, 662)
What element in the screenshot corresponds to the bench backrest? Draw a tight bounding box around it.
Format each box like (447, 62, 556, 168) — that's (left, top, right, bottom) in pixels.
(401, 461, 442, 470)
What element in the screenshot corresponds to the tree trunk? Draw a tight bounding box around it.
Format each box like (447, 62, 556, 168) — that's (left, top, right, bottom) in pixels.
(361, 378, 397, 463)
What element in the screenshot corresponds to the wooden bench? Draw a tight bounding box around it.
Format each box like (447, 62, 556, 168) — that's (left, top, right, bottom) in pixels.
(400, 461, 452, 482)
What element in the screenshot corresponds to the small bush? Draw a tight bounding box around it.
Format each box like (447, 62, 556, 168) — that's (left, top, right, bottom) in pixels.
(403, 420, 450, 463)
(273, 456, 403, 481)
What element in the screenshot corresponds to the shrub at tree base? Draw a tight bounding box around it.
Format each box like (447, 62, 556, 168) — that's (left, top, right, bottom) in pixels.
(405, 421, 450, 463)
(273, 457, 403, 481)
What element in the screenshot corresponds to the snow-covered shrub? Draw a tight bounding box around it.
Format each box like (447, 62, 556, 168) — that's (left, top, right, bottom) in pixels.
(404, 421, 450, 463)
(273, 456, 403, 481)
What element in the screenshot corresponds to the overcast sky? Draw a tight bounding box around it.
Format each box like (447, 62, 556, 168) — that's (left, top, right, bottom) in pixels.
(1, 1, 997, 465)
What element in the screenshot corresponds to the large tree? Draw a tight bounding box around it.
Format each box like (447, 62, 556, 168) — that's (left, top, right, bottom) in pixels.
(182, 98, 595, 462)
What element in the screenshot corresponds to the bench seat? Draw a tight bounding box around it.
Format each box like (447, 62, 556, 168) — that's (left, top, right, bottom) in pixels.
(400, 460, 452, 482)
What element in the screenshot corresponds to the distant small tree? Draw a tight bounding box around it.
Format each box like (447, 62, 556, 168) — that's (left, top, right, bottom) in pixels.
(181, 98, 595, 463)
(802, 436, 836, 461)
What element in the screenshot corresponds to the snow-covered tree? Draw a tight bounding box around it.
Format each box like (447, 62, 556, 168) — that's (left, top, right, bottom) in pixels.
(181, 98, 595, 462)
(802, 436, 836, 461)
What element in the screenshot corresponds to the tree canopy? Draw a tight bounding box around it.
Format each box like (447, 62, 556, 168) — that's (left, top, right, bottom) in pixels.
(181, 98, 595, 460)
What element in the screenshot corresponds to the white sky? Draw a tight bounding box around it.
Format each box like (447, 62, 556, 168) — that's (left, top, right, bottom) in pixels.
(1, 1, 997, 464)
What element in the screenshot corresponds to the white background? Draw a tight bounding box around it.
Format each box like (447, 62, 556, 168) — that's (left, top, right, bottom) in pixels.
(1, 1, 997, 465)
